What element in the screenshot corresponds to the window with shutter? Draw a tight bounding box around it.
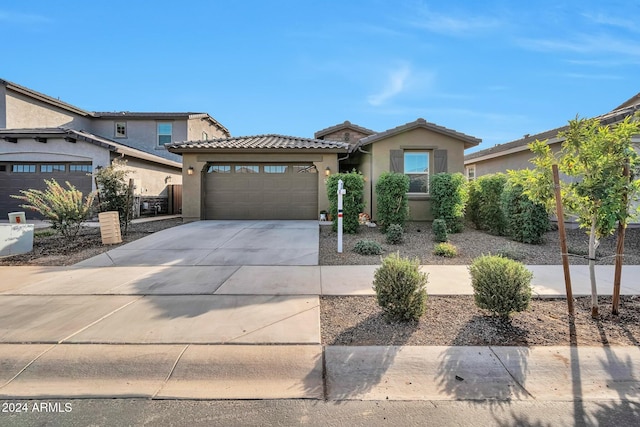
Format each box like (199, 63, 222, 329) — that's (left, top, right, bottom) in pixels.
(404, 151, 429, 193)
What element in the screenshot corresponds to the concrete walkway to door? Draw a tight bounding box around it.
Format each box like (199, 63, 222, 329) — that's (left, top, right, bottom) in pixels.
(75, 220, 319, 267)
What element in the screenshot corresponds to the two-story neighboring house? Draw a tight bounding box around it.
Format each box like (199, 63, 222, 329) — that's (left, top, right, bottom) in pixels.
(0, 79, 229, 219)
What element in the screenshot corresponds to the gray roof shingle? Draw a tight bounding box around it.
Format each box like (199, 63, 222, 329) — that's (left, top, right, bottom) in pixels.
(168, 134, 350, 152)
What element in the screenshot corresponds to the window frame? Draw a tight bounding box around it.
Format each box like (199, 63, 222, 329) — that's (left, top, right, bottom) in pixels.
(115, 122, 127, 138)
(403, 151, 430, 194)
(157, 122, 173, 146)
(12, 164, 36, 173)
(466, 165, 476, 181)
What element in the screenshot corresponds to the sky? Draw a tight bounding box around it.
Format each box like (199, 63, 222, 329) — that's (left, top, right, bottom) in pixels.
(2, 0, 639, 153)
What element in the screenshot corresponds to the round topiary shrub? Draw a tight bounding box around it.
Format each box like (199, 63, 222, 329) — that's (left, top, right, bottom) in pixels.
(433, 242, 458, 257)
(432, 219, 448, 243)
(353, 239, 383, 255)
(386, 224, 404, 245)
(469, 255, 533, 317)
(373, 253, 428, 322)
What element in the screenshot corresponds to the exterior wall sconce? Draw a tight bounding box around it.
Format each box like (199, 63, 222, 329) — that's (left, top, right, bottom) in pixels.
(325, 166, 331, 177)
(187, 166, 194, 175)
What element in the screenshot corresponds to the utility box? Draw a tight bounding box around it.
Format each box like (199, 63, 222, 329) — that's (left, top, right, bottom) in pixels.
(98, 211, 122, 245)
(0, 224, 34, 257)
(8, 212, 26, 224)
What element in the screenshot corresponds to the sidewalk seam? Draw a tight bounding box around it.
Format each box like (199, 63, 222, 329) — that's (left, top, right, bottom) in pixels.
(0, 344, 58, 389)
(489, 346, 536, 400)
(57, 296, 144, 343)
(153, 344, 190, 399)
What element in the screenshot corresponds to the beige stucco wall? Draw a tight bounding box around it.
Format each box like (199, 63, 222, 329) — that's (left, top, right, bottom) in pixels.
(5, 91, 92, 130)
(179, 152, 338, 222)
(466, 143, 564, 177)
(187, 117, 228, 141)
(89, 118, 187, 163)
(321, 128, 372, 146)
(119, 156, 182, 197)
(362, 127, 467, 221)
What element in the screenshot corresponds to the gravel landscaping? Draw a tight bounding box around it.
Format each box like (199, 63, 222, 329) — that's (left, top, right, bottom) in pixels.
(319, 221, 640, 266)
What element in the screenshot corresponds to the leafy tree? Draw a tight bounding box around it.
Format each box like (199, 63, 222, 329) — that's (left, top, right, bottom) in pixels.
(11, 179, 96, 239)
(375, 172, 409, 231)
(94, 159, 134, 234)
(521, 115, 640, 317)
(326, 171, 365, 234)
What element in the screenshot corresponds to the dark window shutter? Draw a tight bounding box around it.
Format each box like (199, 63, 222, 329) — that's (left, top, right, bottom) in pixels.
(434, 149, 447, 173)
(390, 150, 403, 173)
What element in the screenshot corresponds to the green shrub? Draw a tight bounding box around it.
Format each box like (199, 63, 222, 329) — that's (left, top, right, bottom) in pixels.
(327, 171, 365, 234)
(11, 179, 96, 240)
(432, 219, 448, 243)
(373, 253, 428, 322)
(94, 159, 134, 234)
(469, 255, 533, 317)
(433, 242, 458, 257)
(430, 172, 467, 233)
(469, 174, 507, 235)
(501, 176, 549, 244)
(375, 172, 410, 231)
(353, 239, 383, 255)
(34, 228, 56, 238)
(386, 224, 404, 245)
(466, 179, 481, 228)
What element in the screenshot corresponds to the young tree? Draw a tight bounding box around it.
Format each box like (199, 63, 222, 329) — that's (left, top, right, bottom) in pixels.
(521, 115, 640, 317)
(94, 159, 134, 234)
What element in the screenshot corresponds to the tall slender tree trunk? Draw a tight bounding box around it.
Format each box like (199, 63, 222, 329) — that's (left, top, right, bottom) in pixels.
(589, 216, 599, 318)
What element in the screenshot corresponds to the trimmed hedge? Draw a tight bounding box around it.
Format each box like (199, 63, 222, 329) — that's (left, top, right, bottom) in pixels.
(376, 172, 410, 231)
(432, 218, 448, 243)
(467, 174, 507, 235)
(430, 172, 467, 233)
(501, 180, 549, 244)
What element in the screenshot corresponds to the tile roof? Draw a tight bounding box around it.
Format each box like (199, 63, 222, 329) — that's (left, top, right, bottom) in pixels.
(464, 101, 640, 162)
(314, 120, 376, 139)
(0, 127, 181, 168)
(167, 134, 351, 152)
(358, 118, 481, 149)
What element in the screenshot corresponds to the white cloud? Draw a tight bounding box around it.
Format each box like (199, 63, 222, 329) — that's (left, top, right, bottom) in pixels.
(0, 10, 51, 24)
(564, 73, 623, 80)
(367, 64, 412, 107)
(517, 34, 640, 57)
(582, 12, 638, 32)
(410, 7, 501, 36)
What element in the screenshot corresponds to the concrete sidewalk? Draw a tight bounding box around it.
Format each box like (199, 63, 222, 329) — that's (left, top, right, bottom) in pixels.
(3, 264, 640, 297)
(1, 344, 638, 401)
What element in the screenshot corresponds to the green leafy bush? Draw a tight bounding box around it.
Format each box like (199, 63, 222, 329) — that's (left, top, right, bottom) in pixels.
(11, 179, 96, 239)
(373, 253, 428, 322)
(469, 255, 533, 317)
(433, 242, 458, 257)
(327, 171, 365, 234)
(466, 179, 481, 228)
(430, 172, 467, 233)
(501, 175, 549, 244)
(386, 224, 404, 245)
(375, 172, 410, 231)
(353, 239, 383, 255)
(496, 244, 526, 261)
(468, 174, 507, 235)
(432, 219, 448, 242)
(94, 159, 134, 234)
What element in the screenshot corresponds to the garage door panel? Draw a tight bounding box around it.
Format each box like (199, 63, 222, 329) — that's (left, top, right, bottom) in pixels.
(204, 163, 318, 220)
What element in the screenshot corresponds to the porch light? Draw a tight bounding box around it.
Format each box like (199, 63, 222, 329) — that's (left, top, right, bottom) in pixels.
(325, 166, 331, 177)
(187, 166, 194, 175)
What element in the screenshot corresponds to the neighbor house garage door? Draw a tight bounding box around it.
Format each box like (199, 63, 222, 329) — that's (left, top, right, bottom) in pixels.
(204, 163, 318, 220)
(0, 162, 93, 219)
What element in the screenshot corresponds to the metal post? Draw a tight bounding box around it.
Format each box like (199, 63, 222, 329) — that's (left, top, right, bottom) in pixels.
(337, 179, 346, 253)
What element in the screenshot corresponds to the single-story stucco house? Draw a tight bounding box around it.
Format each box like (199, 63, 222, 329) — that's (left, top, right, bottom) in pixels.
(168, 118, 481, 222)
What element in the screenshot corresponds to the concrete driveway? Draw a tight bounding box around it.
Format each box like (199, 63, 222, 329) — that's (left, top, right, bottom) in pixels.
(77, 220, 319, 267)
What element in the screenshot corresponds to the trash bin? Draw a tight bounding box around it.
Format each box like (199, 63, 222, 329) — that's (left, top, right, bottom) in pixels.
(98, 211, 122, 245)
(8, 212, 26, 224)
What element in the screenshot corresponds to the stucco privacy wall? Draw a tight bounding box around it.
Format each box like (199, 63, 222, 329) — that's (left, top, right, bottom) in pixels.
(118, 157, 182, 197)
(5, 91, 91, 130)
(364, 127, 467, 221)
(180, 152, 338, 222)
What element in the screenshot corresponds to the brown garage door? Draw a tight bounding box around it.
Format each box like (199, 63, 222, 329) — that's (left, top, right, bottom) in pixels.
(0, 162, 93, 220)
(204, 163, 318, 220)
